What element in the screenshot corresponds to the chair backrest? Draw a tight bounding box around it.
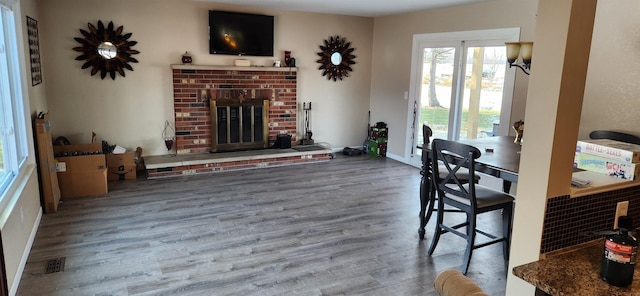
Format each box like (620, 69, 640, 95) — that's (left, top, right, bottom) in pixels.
(431, 139, 482, 206)
(423, 124, 433, 144)
(589, 130, 640, 145)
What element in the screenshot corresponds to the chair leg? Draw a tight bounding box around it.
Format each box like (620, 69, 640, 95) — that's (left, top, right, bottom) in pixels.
(460, 214, 476, 275)
(427, 193, 445, 255)
(502, 202, 514, 261)
(423, 186, 437, 230)
(418, 174, 428, 240)
(419, 171, 435, 240)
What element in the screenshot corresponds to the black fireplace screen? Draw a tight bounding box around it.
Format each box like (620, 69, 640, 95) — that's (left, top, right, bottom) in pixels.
(210, 98, 269, 152)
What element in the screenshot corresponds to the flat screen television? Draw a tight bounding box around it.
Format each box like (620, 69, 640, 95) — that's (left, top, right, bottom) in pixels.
(209, 10, 274, 57)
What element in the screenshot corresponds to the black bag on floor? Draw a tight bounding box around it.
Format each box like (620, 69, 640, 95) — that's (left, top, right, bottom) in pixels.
(343, 147, 362, 156)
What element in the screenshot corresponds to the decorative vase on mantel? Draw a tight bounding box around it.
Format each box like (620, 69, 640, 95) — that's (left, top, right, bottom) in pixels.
(284, 51, 291, 67)
(181, 51, 192, 64)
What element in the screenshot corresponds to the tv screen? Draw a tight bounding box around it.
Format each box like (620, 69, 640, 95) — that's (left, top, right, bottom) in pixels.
(209, 10, 274, 57)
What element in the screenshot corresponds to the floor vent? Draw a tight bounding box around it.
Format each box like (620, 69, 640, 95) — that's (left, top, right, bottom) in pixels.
(44, 257, 65, 274)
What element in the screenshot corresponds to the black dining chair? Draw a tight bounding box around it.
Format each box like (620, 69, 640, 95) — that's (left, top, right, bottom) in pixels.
(428, 138, 514, 274)
(418, 124, 478, 240)
(589, 130, 640, 145)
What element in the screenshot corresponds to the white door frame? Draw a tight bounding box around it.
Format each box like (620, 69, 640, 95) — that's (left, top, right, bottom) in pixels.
(405, 28, 521, 168)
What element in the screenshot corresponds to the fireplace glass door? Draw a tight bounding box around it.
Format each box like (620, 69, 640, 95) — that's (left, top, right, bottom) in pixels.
(210, 99, 269, 152)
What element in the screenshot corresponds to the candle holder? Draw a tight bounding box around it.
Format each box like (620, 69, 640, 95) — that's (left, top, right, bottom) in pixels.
(162, 120, 176, 157)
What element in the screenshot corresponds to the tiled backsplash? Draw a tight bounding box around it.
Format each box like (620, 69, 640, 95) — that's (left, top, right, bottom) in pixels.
(541, 185, 640, 253)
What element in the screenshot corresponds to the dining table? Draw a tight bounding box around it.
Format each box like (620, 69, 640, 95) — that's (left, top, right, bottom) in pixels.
(418, 136, 522, 239)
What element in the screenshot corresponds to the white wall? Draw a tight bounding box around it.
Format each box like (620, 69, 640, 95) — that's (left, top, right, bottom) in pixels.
(579, 0, 640, 139)
(38, 0, 373, 156)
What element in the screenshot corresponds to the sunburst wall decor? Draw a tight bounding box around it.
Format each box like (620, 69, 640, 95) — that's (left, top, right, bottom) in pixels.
(73, 20, 140, 80)
(316, 35, 356, 81)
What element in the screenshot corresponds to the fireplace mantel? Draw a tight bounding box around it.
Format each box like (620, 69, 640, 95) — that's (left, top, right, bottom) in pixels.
(171, 64, 298, 72)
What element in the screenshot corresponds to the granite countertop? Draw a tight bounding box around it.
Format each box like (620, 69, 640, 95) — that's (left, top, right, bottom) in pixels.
(513, 239, 640, 295)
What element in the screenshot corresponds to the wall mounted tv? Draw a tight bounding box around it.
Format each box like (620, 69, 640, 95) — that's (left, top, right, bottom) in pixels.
(209, 10, 274, 57)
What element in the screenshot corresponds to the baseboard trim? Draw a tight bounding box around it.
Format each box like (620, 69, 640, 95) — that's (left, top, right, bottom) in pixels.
(385, 153, 403, 163)
(8, 207, 41, 296)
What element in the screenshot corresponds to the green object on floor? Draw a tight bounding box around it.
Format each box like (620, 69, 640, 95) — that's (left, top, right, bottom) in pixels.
(368, 140, 378, 156)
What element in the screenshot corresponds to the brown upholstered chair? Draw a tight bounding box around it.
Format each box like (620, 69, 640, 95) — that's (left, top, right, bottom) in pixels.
(428, 139, 514, 274)
(434, 269, 488, 296)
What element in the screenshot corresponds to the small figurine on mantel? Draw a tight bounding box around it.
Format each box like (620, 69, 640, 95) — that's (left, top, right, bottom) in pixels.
(513, 120, 524, 144)
(181, 51, 192, 64)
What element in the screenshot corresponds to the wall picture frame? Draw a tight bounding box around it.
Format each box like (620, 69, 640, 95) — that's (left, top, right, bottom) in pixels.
(26, 16, 42, 86)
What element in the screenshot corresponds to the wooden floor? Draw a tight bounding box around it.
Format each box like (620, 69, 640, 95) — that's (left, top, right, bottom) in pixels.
(16, 155, 507, 295)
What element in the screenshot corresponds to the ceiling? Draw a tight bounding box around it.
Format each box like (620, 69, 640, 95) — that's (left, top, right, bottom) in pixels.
(195, 0, 492, 17)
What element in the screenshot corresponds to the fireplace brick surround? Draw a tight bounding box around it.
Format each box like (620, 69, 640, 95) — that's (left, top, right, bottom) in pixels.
(144, 65, 330, 179)
(171, 65, 298, 154)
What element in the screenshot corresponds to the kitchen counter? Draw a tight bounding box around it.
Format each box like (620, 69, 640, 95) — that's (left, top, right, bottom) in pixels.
(513, 239, 640, 295)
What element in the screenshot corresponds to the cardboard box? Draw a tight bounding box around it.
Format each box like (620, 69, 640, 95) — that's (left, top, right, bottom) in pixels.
(106, 151, 136, 180)
(576, 139, 640, 163)
(34, 113, 62, 213)
(54, 143, 108, 198)
(107, 164, 137, 181)
(574, 152, 640, 180)
(106, 151, 135, 167)
(54, 143, 104, 157)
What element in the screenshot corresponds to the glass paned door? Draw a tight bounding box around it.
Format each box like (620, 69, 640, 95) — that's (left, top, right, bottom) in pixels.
(409, 44, 460, 168)
(408, 29, 518, 168)
(457, 46, 506, 140)
(420, 47, 455, 141)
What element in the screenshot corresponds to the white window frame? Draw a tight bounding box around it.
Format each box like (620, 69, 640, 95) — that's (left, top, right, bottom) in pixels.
(0, 0, 33, 209)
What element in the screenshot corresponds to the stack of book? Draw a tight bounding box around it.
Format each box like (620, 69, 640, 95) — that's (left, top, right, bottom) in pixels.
(574, 139, 640, 180)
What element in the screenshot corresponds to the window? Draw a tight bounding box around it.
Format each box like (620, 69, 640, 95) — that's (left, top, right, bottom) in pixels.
(0, 0, 28, 195)
(407, 28, 519, 167)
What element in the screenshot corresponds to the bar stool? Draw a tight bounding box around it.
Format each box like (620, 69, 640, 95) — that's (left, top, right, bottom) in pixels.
(428, 139, 514, 274)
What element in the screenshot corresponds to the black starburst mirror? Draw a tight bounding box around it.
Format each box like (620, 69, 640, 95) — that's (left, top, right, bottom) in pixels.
(73, 20, 140, 80)
(316, 35, 356, 81)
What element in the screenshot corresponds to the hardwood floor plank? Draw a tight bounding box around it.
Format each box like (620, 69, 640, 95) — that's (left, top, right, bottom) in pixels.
(16, 155, 507, 295)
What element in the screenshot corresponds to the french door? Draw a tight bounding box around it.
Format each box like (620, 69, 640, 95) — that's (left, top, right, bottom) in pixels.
(407, 29, 519, 167)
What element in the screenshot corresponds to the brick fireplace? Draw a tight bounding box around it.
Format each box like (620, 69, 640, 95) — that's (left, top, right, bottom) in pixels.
(171, 65, 298, 154)
(144, 65, 331, 179)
